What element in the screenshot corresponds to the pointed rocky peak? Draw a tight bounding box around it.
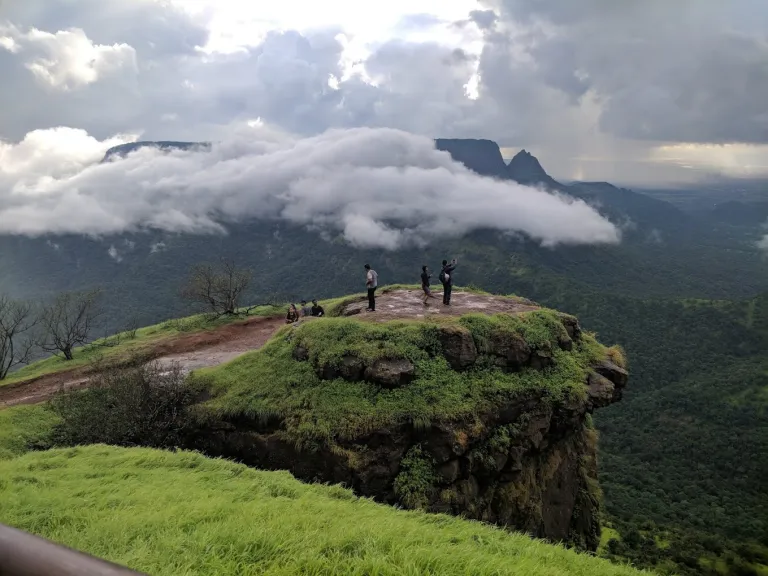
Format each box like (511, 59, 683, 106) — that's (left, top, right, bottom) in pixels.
(435, 138, 509, 178)
(506, 149, 563, 190)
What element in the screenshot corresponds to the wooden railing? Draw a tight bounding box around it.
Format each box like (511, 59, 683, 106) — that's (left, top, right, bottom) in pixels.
(0, 523, 147, 575)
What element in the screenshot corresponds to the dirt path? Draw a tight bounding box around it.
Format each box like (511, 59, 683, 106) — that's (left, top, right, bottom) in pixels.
(0, 315, 286, 409)
(341, 288, 540, 320)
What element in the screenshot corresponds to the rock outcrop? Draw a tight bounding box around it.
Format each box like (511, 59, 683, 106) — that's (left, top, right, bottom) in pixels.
(192, 304, 628, 552)
(435, 138, 510, 179)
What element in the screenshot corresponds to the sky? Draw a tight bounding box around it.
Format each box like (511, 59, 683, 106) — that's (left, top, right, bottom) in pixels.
(0, 0, 766, 248)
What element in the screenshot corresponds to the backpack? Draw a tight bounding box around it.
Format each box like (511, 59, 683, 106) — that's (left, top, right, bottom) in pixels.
(439, 270, 447, 283)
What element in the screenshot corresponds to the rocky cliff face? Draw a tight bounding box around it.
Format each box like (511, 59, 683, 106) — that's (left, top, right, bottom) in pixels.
(192, 302, 628, 552)
(435, 138, 510, 178)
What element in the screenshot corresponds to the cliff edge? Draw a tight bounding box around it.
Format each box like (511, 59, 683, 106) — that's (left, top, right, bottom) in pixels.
(192, 289, 628, 551)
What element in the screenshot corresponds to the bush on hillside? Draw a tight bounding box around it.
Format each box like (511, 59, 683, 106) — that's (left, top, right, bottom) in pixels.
(49, 358, 201, 449)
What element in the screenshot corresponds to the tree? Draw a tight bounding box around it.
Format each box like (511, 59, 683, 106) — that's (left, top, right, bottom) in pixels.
(0, 294, 37, 379)
(38, 289, 103, 361)
(180, 258, 252, 316)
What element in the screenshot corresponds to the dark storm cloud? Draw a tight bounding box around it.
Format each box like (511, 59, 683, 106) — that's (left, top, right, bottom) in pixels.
(484, 0, 768, 144)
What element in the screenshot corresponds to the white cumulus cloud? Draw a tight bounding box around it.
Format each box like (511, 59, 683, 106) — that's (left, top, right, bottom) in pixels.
(0, 124, 621, 250)
(0, 22, 137, 90)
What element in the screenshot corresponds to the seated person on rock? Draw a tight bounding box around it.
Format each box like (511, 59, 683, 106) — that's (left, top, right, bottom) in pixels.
(300, 300, 312, 317)
(286, 303, 299, 324)
(311, 299, 325, 317)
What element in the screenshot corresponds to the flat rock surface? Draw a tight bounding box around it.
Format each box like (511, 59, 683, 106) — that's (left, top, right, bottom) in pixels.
(342, 289, 539, 321)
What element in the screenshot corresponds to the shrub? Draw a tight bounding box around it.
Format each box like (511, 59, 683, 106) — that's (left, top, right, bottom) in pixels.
(49, 358, 201, 449)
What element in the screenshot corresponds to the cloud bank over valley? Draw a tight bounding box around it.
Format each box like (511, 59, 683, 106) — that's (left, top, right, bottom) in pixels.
(0, 125, 620, 250)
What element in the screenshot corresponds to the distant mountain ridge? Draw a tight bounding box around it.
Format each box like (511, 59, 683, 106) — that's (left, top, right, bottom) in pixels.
(102, 141, 211, 162)
(709, 200, 768, 226)
(434, 138, 688, 236)
(99, 137, 695, 239)
(435, 138, 509, 178)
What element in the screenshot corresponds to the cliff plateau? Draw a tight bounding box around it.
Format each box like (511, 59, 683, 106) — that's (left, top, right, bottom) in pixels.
(191, 289, 628, 551)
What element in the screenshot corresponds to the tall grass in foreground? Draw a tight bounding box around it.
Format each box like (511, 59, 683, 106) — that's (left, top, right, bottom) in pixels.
(0, 445, 647, 576)
(0, 404, 60, 460)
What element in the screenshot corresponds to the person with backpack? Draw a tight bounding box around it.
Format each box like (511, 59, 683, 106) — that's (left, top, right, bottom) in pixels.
(439, 258, 457, 306)
(420, 265, 437, 305)
(364, 264, 378, 312)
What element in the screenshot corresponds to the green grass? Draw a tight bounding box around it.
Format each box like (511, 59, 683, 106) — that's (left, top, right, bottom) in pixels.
(598, 526, 622, 555)
(1, 304, 285, 386)
(0, 445, 646, 576)
(199, 309, 606, 449)
(0, 404, 60, 460)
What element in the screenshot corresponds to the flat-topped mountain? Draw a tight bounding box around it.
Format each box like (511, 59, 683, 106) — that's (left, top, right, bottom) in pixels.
(435, 138, 509, 178)
(101, 140, 211, 162)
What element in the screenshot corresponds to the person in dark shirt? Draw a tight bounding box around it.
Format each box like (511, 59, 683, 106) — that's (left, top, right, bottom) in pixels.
(310, 299, 325, 317)
(439, 258, 457, 305)
(420, 265, 437, 305)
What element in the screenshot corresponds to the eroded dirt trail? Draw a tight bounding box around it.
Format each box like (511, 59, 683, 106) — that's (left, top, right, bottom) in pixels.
(0, 316, 286, 409)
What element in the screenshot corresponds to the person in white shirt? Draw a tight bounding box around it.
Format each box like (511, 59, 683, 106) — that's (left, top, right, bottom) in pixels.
(364, 264, 378, 312)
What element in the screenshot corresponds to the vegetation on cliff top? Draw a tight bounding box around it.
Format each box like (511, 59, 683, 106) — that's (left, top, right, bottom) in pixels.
(199, 308, 610, 448)
(0, 445, 646, 576)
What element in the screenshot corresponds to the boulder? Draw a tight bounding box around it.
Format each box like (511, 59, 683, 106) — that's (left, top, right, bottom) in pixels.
(364, 358, 415, 388)
(595, 360, 628, 388)
(423, 426, 470, 463)
(314, 354, 366, 382)
(316, 363, 340, 380)
(438, 326, 478, 370)
(558, 314, 582, 340)
(586, 372, 616, 409)
(339, 354, 365, 381)
(558, 334, 573, 351)
(530, 349, 554, 370)
(488, 332, 531, 371)
(437, 459, 461, 484)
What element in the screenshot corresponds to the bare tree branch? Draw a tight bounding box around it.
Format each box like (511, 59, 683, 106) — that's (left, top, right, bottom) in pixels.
(0, 294, 38, 379)
(180, 258, 252, 317)
(37, 289, 104, 361)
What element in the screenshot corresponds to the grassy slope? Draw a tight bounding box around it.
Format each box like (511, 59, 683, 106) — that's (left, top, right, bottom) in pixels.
(0, 404, 60, 460)
(199, 308, 609, 448)
(1, 304, 284, 386)
(0, 445, 646, 576)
